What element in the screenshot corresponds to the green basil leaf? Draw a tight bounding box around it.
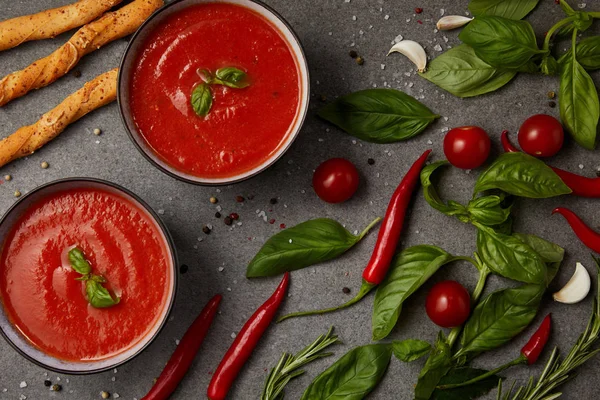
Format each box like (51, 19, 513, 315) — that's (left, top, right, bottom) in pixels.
(372, 245, 454, 341)
(420, 45, 517, 98)
(415, 332, 453, 400)
(392, 339, 431, 362)
(559, 36, 600, 71)
(573, 12, 593, 32)
(68, 247, 92, 275)
(540, 55, 559, 76)
(455, 284, 543, 359)
(513, 233, 564, 282)
(213, 67, 250, 89)
(477, 224, 547, 284)
(246, 218, 378, 278)
(468, 0, 539, 20)
(467, 194, 512, 227)
(300, 344, 392, 400)
(421, 161, 469, 220)
(317, 89, 440, 143)
(459, 16, 544, 70)
(474, 152, 572, 198)
(191, 83, 213, 117)
(560, 51, 600, 150)
(431, 367, 500, 400)
(85, 278, 120, 309)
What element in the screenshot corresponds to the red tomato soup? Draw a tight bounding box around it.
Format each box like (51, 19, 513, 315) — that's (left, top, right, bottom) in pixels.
(0, 188, 172, 361)
(130, 3, 302, 179)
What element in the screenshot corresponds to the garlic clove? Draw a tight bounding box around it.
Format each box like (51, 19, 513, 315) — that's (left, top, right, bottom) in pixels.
(553, 262, 591, 304)
(436, 15, 473, 31)
(387, 40, 427, 72)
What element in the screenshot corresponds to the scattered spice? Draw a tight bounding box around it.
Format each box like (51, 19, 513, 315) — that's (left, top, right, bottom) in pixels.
(247, 194, 255, 200)
(269, 219, 276, 225)
(215, 212, 222, 218)
(93, 128, 102, 135)
(269, 198, 278, 205)
(417, 20, 423, 24)
(235, 195, 245, 203)
(355, 56, 365, 66)
(279, 223, 286, 229)
(230, 213, 240, 220)
(72, 70, 82, 78)
(549, 101, 557, 108)
(180, 264, 189, 274)
(415, 7, 423, 13)
(4, 174, 11, 181)
(101, 391, 110, 399)
(210, 197, 218, 204)
(41, 161, 49, 169)
(44, 380, 52, 387)
(202, 225, 211, 234)
(14, 190, 21, 198)
(368, 158, 375, 165)
(349, 50, 358, 59)
(51, 384, 62, 392)
(224, 216, 233, 226)
(342, 287, 351, 294)
(547, 91, 556, 99)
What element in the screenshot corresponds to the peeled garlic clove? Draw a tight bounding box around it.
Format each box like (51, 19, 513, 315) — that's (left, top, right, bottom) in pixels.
(387, 40, 427, 72)
(553, 262, 591, 304)
(436, 15, 473, 31)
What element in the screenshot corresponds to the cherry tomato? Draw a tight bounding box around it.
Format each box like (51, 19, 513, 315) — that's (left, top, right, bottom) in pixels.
(518, 114, 564, 158)
(443, 126, 491, 169)
(313, 158, 359, 203)
(426, 280, 471, 328)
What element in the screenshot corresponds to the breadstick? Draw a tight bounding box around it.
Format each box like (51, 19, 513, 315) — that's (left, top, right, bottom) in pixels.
(0, 0, 123, 52)
(0, 69, 117, 168)
(0, 0, 163, 107)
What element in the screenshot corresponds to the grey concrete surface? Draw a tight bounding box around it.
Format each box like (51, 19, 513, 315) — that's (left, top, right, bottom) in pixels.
(1, 0, 599, 399)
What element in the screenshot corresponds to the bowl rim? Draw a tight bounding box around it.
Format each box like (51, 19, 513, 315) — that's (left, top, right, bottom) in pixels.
(117, 0, 311, 186)
(0, 177, 179, 375)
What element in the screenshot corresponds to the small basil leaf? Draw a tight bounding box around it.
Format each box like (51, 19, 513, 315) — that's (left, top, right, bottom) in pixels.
(540, 55, 559, 76)
(421, 161, 469, 221)
(560, 49, 600, 150)
(197, 68, 213, 83)
(431, 367, 500, 400)
(214, 67, 250, 89)
(513, 233, 564, 282)
(468, 0, 539, 20)
(420, 45, 517, 98)
(572, 36, 600, 70)
(467, 194, 512, 227)
(191, 83, 213, 117)
(459, 16, 544, 70)
(455, 284, 543, 360)
(318, 89, 440, 143)
(246, 218, 379, 278)
(476, 224, 547, 284)
(573, 12, 593, 32)
(392, 339, 431, 362)
(68, 247, 92, 275)
(300, 344, 392, 400)
(415, 332, 453, 400)
(372, 245, 454, 341)
(85, 278, 120, 309)
(474, 152, 572, 198)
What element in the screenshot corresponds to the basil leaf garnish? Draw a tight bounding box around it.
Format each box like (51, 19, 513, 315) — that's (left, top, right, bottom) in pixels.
(246, 218, 380, 278)
(459, 16, 544, 70)
(474, 152, 572, 198)
(300, 344, 392, 400)
(213, 67, 249, 89)
(191, 83, 213, 117)
(455, 284, 543, 360)
(513, 233, 564, 283)
(68, 247, 92, 275)
(467, 194, 512, 227)
(392, 339, 431, 363)
(85, 277, 120, 309)
(420, 161, 469, 221)
(431, 367, 500, 400)
(420, 45, 517, 98)
(372, 245, 454, 341)
(414, 332, 453, 400)
(559, 36, 600, 71)
(468, 0, 539, 20)
(318, 89, 440, 143)
(476, 224, 548, 284)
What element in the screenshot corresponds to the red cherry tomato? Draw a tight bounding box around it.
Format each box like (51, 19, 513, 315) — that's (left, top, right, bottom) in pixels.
(426, 280, 471, 328)
(313, 158, 359, 203)
(443, 126, 491, 169)
(518, 114, 564, 158)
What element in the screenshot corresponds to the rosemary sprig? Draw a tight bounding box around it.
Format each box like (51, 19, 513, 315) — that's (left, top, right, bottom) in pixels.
(261, 327, 341, 400)
(500, 257, 600, 400)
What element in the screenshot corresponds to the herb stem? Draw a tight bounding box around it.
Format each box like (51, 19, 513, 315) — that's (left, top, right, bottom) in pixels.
(543, 16, 576, 51)
(358, 217, 383, 241)
(438, 356, 526, 390)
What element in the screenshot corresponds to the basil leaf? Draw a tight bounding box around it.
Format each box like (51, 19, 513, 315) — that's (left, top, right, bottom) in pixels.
(467, 194, 512, 227)
(455, 284, 543, 359)
(85, 278, 120, 308)
(191, 83, 213, 117)
(474, 152, 572, 198)
(477, 224, 547, 284)
(540, 55, 559, 76)
(459, 16, 543, 70)
(68, 247, 92, 275)
(213, 67, 250, 89)
(392, 339, 431, 362)
(246, 218, 378, 278)
(513, 233, 564, 282)
(559, 36, 600, 71)
(317, 89, 440, 143)
(468, 0, 539, 20)
(420, 45, 517, 98)
(573, 12, 593, 32)
(560, 49, 600, 150)
(372, 245, 454, 341)
(431, 367, 500, 400)
(300, 344, 392, 400)
(415, 332, 453, 400)
(421, 161, 469, 221)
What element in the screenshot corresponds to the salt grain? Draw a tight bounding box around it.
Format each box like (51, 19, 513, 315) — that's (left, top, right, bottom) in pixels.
(19, 382, 27, 389)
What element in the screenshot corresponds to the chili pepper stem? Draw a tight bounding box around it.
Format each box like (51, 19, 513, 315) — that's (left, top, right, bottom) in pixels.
(277, 281, 375, 323)
(437, 355, 527, 390)
(358, 217, 383, 240)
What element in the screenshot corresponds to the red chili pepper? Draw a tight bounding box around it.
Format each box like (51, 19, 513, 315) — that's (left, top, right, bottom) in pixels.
(502, 131, 600, 197)
(207, 273, 289, 400)
(278, 150, 431, 322)
(141, 294, 222, 400)
(553, 207, 600, 253)
(521, 314, 552, 364)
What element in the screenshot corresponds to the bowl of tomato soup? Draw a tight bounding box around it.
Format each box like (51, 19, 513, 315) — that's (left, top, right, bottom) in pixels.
(118, 0, 309, 185)
(0, 179, 177, 374)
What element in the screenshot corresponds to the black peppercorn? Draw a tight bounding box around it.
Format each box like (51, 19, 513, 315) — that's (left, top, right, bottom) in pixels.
(51, 384, 62, 392)
(202, 225, 211, 234)
(367, 158, 375, 165)
(342, 287, 351, 294)
(215, 212, 222, 218)
(235, 195, 245, 203)
(349, 50, 358, 59)
(180, 264, 189, 274)
(270, 198, 278, 205)
(548, 101, 556, 108)
(44, 380, 52, 387)
(224, 216, 233, 226)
